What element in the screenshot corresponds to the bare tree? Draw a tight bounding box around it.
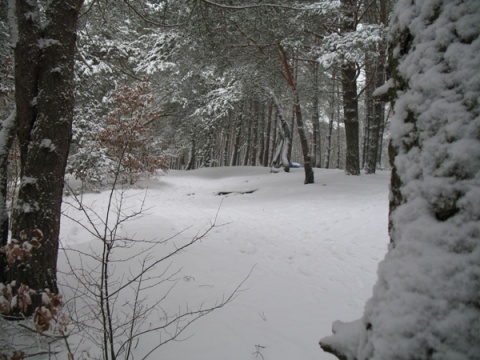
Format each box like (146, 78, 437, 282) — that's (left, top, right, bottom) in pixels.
(61, 170, 249, 360)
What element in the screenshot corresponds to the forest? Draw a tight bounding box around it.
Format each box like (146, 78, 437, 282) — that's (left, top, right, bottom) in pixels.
(0, 0, 479, 359)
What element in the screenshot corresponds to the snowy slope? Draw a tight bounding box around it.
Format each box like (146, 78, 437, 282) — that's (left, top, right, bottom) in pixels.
(59, 167, 389, 360)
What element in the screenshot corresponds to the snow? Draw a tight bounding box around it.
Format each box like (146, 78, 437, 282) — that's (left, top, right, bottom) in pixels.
(58, 167, 389, 360)
(321, 0, 480, 358)
(372, 78, 393, 98)
(318, 24, 385, 68)
(38, 38, 61, 49)
(40, 139, 56, 152)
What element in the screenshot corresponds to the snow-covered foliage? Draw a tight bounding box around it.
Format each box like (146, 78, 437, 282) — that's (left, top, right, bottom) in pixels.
(318, 24, 386, 67)
(133, 30, 181, 75)
(295, 0, 341, 14)
(75, 31, 117, 77)
(191, 69, 243, 123)
(320, 0, 480, 358)
(68, 96, 112, 189)
(0, 19, 14, 110)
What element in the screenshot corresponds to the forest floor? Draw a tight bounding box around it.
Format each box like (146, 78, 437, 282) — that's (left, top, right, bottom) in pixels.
(59, 166, 390, 360)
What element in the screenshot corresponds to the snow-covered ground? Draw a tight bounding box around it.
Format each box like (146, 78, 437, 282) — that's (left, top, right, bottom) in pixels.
(59, 167, 389, 360)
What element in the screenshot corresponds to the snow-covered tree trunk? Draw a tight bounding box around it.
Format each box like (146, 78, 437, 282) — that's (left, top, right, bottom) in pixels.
(320, 0, 480, 358)
(270, 94, 291, 173)
(0, 109, 16, 284)
(6, 0, 84, 294)
(0, 110, 16, 241)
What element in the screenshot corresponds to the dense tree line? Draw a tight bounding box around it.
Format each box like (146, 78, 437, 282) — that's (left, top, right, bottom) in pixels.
(68, 0, 393, 184)
(0, 0, 393, 318)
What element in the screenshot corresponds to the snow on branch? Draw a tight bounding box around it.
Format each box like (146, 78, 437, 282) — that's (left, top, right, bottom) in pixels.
(318, 24, 386, 67)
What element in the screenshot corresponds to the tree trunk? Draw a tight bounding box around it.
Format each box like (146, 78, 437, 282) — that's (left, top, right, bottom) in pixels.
(263, 102, 273, 167)
(342, 64, 360, 175)
(250, 101, 259, 166)
(363, 56, 375, 172)
(269, 108, 278, 166)
(288, 104, 295, 162)
(270, 95, 291, 173)
(336, 112, 341, 169)
(186, 137, 196, 170)
(340, 0, 360, 176)
(0, 109, 16, 284)
(294, 94, 314, 184)
(202, 130, 215, 167)
(276, 43, 314, 183)
(374, 0, 388, 171)
(364, 1, 387, 175)
(223, 128, 230, 167)
(6, 0, 84, 294)
(230, 118, 242, 166)
(243, 115, 251, 166)
(376, 107, 388, 168)
(258, 104, 266, 167)
(312, 62, 322, 168)
(325, 112, 334, 169)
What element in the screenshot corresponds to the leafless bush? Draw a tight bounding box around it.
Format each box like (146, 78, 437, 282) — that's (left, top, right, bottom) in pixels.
(60, 147, 250, 360)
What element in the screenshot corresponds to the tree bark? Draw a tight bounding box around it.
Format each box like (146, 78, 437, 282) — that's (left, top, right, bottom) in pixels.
(363, 56, 375, 172)
(364, 0, 387, 175)
(6, 0, 84, 294)
(243, 114, 251, 166)
(250, 101, 259, 166)
(263, 102, 273, 167)
(340, 0, 360, 176)
(312, 62, 322, 168)
(258, 104, 265, 167)
(364, 58, 385, 174)
(222, 128, 230, 167)
(270, 95, 291, 173)
(341, 64, 360, 175)
(325, 112, 334, 169)
(269, 108, 278, 166)
(276, 43, 314, 183)
(0, 109, 16, 284)
(230, 117, 242, 166)
(186, 136, 196, 170)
